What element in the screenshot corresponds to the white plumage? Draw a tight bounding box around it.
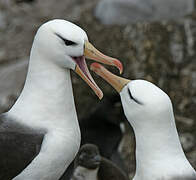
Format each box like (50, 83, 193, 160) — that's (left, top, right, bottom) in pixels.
(0, 20, 122, 180)
(90, 63, 196, 180)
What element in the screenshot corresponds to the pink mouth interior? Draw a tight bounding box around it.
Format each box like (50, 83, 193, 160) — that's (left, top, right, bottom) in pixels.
(72, 56, 99, 88)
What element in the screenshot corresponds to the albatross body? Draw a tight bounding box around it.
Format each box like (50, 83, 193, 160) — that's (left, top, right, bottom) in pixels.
(90, 63, 196, 180)
(0, 20, 122, 180)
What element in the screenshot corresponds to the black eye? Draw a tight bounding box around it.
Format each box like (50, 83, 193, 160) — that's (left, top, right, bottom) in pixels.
(56, 33, 76, 46)
(128, 88, 142, 105)
(64, 39, 76, 46)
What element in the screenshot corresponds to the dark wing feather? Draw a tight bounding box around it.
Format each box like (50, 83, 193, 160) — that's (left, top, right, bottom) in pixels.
(0, 113, 45, 180)
(98, 157, 129, 180)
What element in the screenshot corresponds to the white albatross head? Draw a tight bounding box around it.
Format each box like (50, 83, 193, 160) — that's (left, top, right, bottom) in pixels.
(32, 19, 123, 99)
(90, 63, 196, 180)
(119, 80, 172, 128)
(90, 63, 172, 128)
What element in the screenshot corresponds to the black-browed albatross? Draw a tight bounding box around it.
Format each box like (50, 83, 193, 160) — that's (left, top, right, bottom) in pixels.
(0, 19, 122, 180)
(90, 63, 196, 180)
(61, 94, 127, 179)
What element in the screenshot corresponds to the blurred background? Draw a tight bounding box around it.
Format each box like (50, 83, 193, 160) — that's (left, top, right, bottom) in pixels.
(0, 0, 195, 179)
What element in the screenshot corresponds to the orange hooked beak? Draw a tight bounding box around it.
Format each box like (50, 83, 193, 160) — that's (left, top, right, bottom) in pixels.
(90, 63, 130, 93)
(74, 41, 123, 99)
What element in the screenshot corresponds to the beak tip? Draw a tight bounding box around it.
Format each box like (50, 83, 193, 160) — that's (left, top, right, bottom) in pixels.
(99, 96, 103, 100)
(97, 91, 103, 100)
(113, 59, 123, 74)
(90, 62, 101, 72)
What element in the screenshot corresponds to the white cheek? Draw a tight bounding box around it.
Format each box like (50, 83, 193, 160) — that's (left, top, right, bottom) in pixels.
(54, 54, 76, 70)
(120, 91, 144, 126)
(65, 56, 76, 70)
(66, 45, 84, 57)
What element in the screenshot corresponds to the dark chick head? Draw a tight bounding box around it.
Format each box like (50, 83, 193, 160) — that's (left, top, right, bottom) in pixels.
(75, 144, 102, 170)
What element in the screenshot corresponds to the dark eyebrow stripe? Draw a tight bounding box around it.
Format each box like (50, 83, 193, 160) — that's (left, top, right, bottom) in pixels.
(55, 33, 63, 39)
(55, 33, 76, 45)
(128, 88, 143, 105)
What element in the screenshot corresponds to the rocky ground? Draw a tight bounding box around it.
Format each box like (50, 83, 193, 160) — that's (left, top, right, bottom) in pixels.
(0, 0, 195, 178)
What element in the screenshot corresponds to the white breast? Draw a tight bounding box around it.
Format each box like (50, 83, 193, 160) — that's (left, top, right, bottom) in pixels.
(71, 166, 99, 180)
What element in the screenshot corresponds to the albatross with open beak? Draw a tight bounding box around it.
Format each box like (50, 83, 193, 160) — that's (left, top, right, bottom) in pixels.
(0, 19, 122, 180)
(90, 63, 196, 180)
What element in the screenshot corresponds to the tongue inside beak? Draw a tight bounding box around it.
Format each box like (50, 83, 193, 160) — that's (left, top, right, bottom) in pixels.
(74, 56, 103, 99)
(74, 41, 123, 99)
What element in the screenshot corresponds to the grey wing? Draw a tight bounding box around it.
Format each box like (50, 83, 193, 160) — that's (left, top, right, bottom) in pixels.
(0, 113, 45, 180)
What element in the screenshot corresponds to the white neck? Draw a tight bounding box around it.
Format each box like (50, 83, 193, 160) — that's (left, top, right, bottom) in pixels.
(9, 44, 81, 180)
(133, 108, 195, 180)
(9, 46, 79, 132)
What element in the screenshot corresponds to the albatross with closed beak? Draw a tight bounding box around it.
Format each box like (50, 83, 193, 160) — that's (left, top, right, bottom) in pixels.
(90, 63, 196, 180)
(0, 19, 122, 180)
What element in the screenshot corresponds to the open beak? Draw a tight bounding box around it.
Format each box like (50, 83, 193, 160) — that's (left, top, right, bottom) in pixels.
(74, 41, 123, 99)
(84, 41, 123, 74)
(90, 63, 130, 93)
